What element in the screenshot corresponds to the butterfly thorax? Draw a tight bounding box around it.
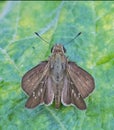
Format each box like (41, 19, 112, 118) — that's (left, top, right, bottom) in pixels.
(50, 53, 67, 84)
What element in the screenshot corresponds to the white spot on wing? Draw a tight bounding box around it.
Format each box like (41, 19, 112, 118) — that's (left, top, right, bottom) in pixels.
(70, 82, 73, 85)
(72, 89, 74, 93)
(33, 91, 37, 99)
(77, 93, 81, 99)
(38, 92, 40, 97)
(78, 93, 81, 97)
(33, 91, 35, 97)
(74, 93, 76, 97)
(40, 89, 43, 92)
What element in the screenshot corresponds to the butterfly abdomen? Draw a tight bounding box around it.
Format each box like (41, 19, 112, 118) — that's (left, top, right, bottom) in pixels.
(54, 85, 61, 109)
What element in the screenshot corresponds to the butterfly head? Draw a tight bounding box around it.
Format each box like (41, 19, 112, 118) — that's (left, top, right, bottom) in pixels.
(51, 44, 66, 54)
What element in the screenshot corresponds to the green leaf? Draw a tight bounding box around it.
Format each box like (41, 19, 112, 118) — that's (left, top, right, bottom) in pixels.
(0, 1, 114, 130)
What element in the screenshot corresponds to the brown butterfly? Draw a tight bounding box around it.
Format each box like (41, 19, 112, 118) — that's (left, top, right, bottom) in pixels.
(21, 44, 95, 110)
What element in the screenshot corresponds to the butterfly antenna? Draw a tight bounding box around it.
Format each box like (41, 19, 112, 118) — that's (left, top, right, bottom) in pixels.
(66, 32, 81, 45)
(35, 32, 49, 44)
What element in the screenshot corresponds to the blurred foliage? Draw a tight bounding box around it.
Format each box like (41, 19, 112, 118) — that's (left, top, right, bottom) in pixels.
(0, 1, 114, 130)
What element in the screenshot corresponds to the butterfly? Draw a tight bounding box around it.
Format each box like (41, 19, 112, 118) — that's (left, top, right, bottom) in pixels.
(21, 44, 95, 110)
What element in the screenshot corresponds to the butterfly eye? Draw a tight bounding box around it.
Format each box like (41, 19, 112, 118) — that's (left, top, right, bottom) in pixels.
(63, 46, 66, 53)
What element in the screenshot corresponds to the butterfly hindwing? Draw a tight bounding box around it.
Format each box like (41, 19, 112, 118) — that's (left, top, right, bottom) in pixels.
(21, 61, 48, 96)
(61, 75, 86, 110)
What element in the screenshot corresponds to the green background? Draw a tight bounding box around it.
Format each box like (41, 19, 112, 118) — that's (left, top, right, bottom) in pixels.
(0, 1, 114, 130)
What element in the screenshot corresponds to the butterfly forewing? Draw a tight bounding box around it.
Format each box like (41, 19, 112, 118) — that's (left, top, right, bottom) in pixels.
(68, 62, 95, 98)
(22, 61, 48, 96)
